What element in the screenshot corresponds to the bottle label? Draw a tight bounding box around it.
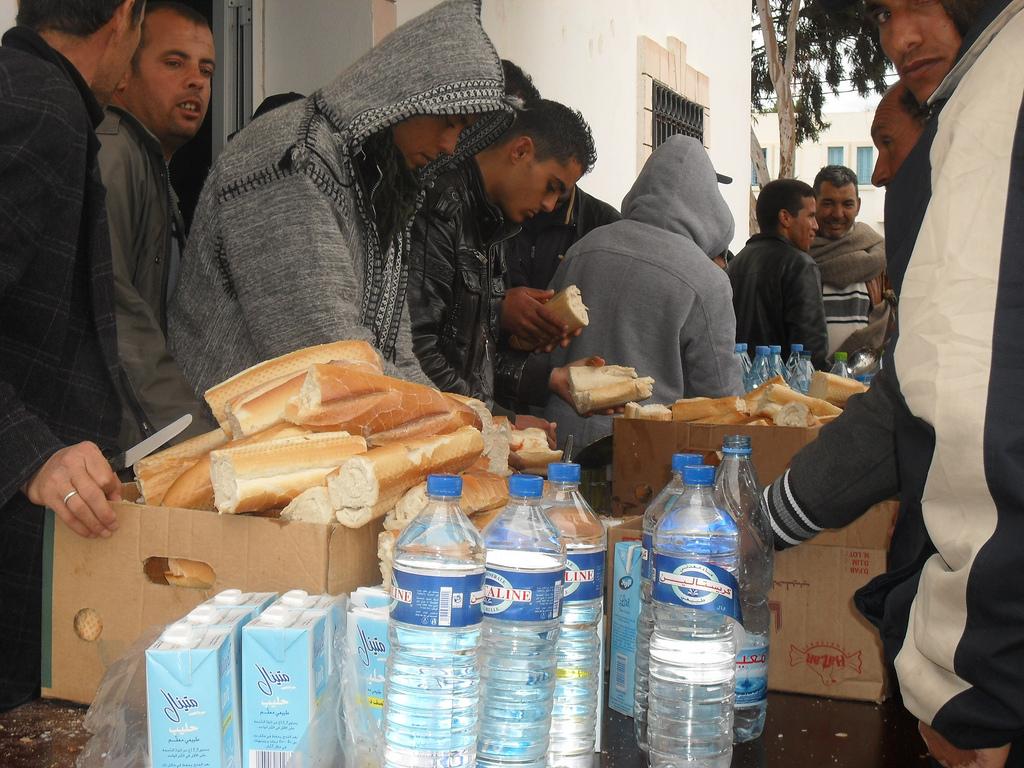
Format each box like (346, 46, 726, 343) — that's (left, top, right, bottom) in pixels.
(390, 567, 485, 628)
(735, 645, 769, 707)
(562, 550, 605, 603)
(641, 533, 652, 580)
(651, 554, 742, 621)
(483, 565, 563, 621)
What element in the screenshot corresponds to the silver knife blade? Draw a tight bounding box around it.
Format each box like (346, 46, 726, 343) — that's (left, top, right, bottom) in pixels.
(563, 434, 574, 464)
(112, 414, 193, 471)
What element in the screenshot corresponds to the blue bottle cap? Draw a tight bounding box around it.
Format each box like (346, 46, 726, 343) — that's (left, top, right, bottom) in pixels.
(671, 453, 703, 472)
(427, 474, 462, 497)
(508, 474, 544, 498)
(547, 463, 581, 483)
(734, 342, 747, 353)
(770, 345, 782, 354)
(791, 343, 804, 353)
(755, 345, 770, 355)
(682, 465, 716, 486)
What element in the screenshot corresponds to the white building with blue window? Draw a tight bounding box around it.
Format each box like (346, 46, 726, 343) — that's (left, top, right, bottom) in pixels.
(753, 109, 884, 236)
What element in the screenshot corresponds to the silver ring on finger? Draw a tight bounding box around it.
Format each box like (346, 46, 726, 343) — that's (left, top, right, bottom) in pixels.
(62, 489, 79, 505)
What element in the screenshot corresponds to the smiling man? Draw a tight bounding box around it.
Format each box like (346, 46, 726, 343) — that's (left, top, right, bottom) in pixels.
(407, 98, 594, 403)
(809, 165, 887, 357)
(97, 1, 215, 444)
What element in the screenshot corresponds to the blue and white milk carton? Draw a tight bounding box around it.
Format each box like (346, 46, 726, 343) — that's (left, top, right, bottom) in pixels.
(146, 621, 240, 768)
(346, 587, 389, 724)
(241, 605, 328, 766)
(273, 590, 347, 675)
(203, 588, 277, 616)
(185, 603, 259, 718)
(608, 541, 644, 716)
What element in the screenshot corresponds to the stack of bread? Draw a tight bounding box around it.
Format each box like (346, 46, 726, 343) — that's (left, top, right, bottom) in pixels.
(629, 371, 867, 429)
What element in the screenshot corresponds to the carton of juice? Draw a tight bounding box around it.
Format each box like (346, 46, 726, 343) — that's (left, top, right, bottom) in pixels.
(146, 622, 239, 768)
(241, 605, 328, 766)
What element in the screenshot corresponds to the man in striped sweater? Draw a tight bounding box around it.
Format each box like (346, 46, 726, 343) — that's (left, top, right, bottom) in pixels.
(763, 0, 1024, 765)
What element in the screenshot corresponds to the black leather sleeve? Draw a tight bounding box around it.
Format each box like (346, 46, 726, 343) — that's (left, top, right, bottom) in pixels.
(785, 258, 830, 369)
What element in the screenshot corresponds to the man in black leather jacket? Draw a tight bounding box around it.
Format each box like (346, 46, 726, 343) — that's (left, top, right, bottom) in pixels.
(727, 178, 829, 369)
(407, 99, 596, 404)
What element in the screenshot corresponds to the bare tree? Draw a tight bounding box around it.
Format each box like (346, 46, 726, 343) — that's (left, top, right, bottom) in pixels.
(756, 0, 802, 178)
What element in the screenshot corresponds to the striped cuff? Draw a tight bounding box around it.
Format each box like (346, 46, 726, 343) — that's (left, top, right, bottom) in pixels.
(762, 469, 823, 549)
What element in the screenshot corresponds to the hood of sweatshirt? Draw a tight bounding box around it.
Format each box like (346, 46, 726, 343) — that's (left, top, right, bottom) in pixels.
(620, 135, 734, 258)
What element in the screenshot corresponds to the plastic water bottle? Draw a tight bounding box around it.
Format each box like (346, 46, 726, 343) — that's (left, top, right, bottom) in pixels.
(734, 343, 752, 386)
(714, 436, 772, 743)
(797, 351, 815, 394)
(634, 452, 703, 752)
(384, 474, 486, 768)
(830, 351, 851, 378)
(478, 474, 565, 768)
(745, 346, 771, 392)
(768, 345, 786, 380)
(784, 343, 804, 385)
(542, 463, 606, 767)
(648, 465, 740, 768)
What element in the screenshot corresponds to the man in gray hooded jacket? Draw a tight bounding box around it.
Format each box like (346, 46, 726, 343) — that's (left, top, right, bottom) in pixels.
(168, 0, 513, 397)
(544, 135, 743, 449)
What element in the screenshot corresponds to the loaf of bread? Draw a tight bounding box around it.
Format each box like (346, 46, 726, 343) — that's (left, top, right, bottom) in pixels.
(134, 427, 229, 505)
(508, 426, 562, 475)
(445, 394, 508, 475)
(772, 401, 816, 427)
(568, 365, 655, 413)
(280, 486, 335, 524)
(223, 372, 306, 438)
(698, 410, 753, 425)
(388, 470, 508, 531)
(744, 374, 787, 407)
(204, 340, 382, 431)
(161, 423, 310, 510)
(808, 371, 867, 407)
(286, 364, 477, 443)
(165, 558, 216, 589)
(329, 426, 484, 528)
(544, 285, 589, 333)
(210, 432, 367, 515)
(671, 396, 747, 422)
(624, 402, 672, 421)
(755, 383, 841, 418)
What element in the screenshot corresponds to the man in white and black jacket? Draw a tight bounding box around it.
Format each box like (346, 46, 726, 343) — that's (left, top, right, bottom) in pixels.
(762, 0, 1024, 765)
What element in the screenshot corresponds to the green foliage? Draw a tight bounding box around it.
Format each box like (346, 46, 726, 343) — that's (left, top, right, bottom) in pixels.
(752, 0, 892, 144)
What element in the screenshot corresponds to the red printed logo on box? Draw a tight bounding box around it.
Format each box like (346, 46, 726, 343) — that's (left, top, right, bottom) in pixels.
(789, 642, 863, 685)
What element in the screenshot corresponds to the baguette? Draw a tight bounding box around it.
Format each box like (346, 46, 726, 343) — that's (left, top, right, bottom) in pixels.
(389, 470, 509, 531)
(624, 402, 673, 421)
(508, 427, 551, 453)
(444, 394, 507, 474)
(696, 410, 751, 425)
(772, 401, 816, 427)
(165, 558, 216, 589)
(513, 449, 563, 475)
(161, 423, 309, 510)
(568, 365, 655, 413)
(204, 340, 382, 430)
(287, 364, 472, 442)
(756, 383, 842, 418)
(210, 432, 367, 514)
(224, 372, 305, 437)
(543, 285, 589, 333)
(808, 371, 867, 407)
(671, 396, 747, 422)
(329, 426, 484, 527)
(469, 506, 502, 531)
(280, 486, 336, 524)
(743, 375, 788, 407)
(134, 427, 229, 506)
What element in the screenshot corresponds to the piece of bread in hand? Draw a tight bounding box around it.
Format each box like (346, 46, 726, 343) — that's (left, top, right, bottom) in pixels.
(134, 427, 229, 506)
(671, 396, 747, 422)
(808, 371, 867, 407)
(568, 365, 655, 413)
(161, 423, 310, 510)
(544, 285, 590, 333)
(204, 340, 383, 432)
(624, 402, 672, 421)
(329, 426, 484, 528)
(210, 431, 367, 514)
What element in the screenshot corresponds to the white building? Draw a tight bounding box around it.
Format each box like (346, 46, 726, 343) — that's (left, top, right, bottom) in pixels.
(754, 110, 884, 235)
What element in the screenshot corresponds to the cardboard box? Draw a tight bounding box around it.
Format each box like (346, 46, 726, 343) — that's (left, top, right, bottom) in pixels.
(767, 500, 895, 702)
(41, 489, 383, 705)
(602, 502, 896, 705)
(612, 418, 820, 516)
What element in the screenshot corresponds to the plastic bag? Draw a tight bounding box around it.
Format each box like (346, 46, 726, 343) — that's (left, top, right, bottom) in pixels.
(76, 625, 163, 768)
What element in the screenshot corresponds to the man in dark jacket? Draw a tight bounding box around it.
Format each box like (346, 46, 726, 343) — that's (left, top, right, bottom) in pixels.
(98, 1, 216, 444)
(727, 178, 829, 369)
(407, 98, 595, 403)
(0, 0, 144, 709)
(762, 0, 1024, 765)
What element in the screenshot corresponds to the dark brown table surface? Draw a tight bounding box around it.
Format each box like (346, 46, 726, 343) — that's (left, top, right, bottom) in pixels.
(0, 692, 930, 768)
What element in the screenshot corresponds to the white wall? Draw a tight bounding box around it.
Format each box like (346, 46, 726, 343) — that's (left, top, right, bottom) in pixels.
(1, 0, 17, 33)
(398, 0, 752, 249)
(754, 111, 886, 235)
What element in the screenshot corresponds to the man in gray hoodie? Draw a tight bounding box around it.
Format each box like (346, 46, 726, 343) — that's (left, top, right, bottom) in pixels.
(544, 135, 743, 449)
(168, 0, 513, 397)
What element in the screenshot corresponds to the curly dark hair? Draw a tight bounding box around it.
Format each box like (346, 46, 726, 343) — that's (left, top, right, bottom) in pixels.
(355, 128, 421, 252)
(497, 98, 597, 176)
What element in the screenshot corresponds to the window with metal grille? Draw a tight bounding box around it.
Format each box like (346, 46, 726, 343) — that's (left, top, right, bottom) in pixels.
(651, 80, 704, 148)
